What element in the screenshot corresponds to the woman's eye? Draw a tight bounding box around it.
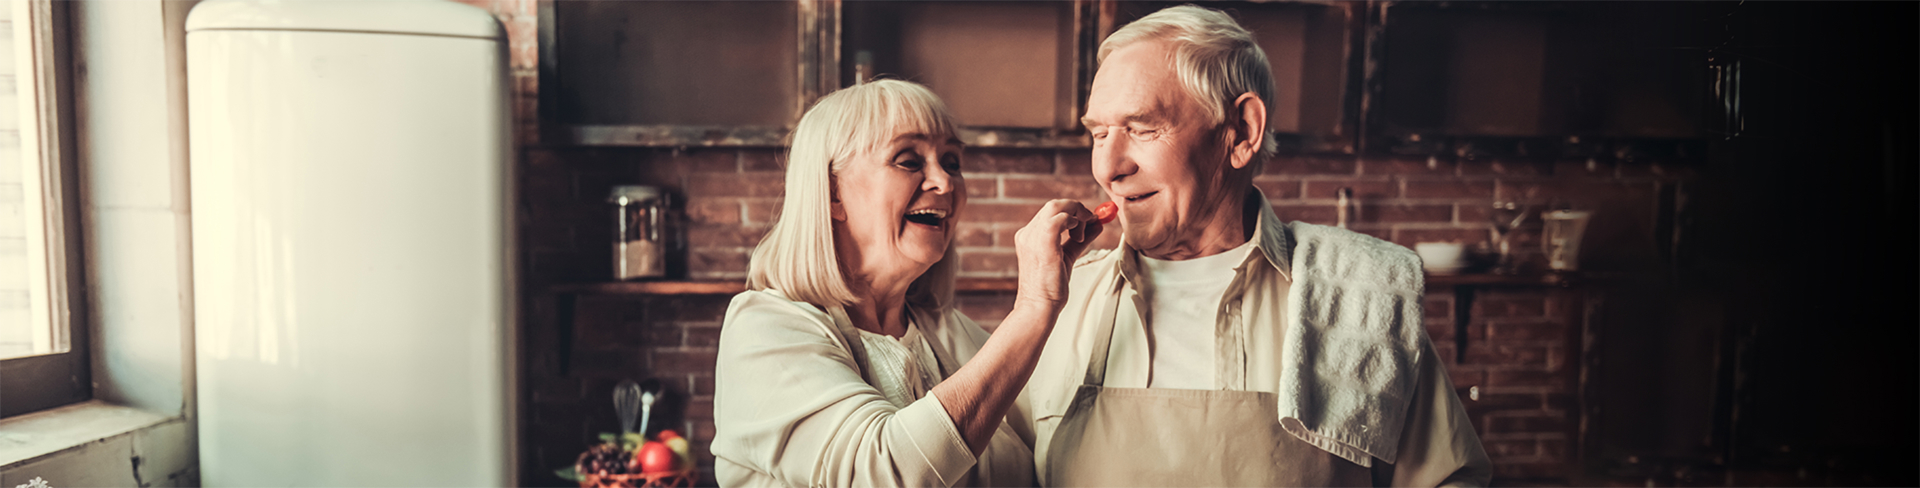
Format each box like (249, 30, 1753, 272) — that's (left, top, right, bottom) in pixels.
(941, 155, 961, 173)
(896, 159, 923, 170)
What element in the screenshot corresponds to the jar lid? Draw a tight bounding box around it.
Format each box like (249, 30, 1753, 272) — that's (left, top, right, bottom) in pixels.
(608, 185, 663, 204)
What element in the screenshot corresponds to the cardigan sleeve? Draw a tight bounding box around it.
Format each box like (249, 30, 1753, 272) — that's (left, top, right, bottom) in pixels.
(711, 291, 978, 488)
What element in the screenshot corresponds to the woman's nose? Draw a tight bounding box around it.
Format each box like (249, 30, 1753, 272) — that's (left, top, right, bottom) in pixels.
(923, 164, 955, 194)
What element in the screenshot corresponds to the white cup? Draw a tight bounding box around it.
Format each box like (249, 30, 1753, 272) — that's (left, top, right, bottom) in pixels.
(1415, 242, 1467, 274)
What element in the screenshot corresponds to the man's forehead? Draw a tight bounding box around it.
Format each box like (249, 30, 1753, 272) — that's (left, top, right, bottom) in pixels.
(1083, 41, 1189, 127)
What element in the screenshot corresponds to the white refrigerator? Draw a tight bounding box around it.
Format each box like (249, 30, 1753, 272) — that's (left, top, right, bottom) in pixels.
(186, 1, 514, 485)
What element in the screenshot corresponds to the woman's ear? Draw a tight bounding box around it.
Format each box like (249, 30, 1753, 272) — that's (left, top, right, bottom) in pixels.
(1227, 92, 1268, 170)
(829, 175, 848, 222)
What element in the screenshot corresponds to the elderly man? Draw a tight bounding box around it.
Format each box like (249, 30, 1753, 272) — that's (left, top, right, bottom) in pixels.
(1023, 5, 1492, 486)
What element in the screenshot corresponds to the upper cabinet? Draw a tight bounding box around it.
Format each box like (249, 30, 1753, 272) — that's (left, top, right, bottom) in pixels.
(539, 1, 1712, 155)
(1363, 1, 1718, 156)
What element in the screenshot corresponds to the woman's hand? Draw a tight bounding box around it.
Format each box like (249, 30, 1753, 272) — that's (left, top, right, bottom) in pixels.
(1011, 199, 1103, 312)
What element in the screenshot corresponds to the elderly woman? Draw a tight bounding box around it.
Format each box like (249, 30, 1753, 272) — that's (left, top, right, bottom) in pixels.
(712, 79, 1099, 487)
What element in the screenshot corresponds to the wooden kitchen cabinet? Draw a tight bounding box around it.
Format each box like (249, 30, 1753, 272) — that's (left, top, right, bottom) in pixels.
(537, 0, 1366, 152)
(1363, 1, 1718, 156)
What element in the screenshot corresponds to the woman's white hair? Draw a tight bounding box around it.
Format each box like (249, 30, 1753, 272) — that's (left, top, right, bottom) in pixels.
(747, 79, 961, 312)
(1101, 5, 1278, 168)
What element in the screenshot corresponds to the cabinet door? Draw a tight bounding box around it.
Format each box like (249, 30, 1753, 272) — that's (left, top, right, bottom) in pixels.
(546, 1, 805, 145)
(1365, 2, 1714, 153)
(842, 1, 1089, 146)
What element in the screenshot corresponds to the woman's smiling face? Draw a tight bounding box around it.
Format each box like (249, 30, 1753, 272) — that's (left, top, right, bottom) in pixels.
(832, 132, 967, 278)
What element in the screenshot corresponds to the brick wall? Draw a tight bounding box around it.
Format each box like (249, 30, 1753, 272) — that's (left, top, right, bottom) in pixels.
(460, 2, 1696, 485)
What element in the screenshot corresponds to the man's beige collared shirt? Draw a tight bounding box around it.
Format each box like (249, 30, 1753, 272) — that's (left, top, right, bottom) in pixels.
(1019, 190, 1492, 486)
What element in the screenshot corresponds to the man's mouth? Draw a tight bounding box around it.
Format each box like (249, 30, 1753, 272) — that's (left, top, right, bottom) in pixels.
(1123, 191, 1158, 203)
(904, 208, 949, 227)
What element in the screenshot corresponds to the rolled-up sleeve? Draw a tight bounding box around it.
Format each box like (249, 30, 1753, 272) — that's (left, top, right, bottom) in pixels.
(712, 292, 978, 488)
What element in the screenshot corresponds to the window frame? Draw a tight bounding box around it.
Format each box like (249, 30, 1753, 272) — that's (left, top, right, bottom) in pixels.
(0, 0, 87, 419)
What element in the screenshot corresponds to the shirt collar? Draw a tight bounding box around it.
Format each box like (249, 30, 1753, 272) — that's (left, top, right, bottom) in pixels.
(1116, 186, 1294, 284)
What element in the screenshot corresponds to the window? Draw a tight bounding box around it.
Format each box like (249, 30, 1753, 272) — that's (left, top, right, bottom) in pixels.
(0, 0, 84, 418)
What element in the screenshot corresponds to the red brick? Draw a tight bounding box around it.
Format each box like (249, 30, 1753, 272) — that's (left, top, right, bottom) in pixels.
(1457, 203, 1491, 225)
(652, 350, 718, 376)
(1485, 370, 1567, 390)
(1303, 179, 1396, 199)
(1485, 413, 1569, 434)
(1423, 298, 1451, 319)
(1252, 178, 1303, 200)
(954, 222, 996, 247)
(1484, 439, 1539, 458)
(1478, 294, 1547, 317)
(571, 348, 648, 376)
(959, 250, 1018, 275)
(1469, 392, 1545, 411)
(1003, 176, 1104, 201)
(640, 322, 682, 347)
(1266, 154, 1358, 175)
(689, 248, 750, 276)
(685, 173, 783, 198)
(1465, 345, 1548, 368)
(741, 150, 785, 172)
(964, 202, 1045, 223)
(1487, 320, 1568, 342)
(1361, 203, 1452, 224)
(1539, 438, 1568, 460)
(652, 295, 732, 323)
(685, 200, 742, 225)
(1271, 203, 1337, 224)
(1395, 228, 1490, 248)
(1459, 158, 1551, 176)
(692, 375, 715, 396)
(966, 177, 1000, 199)
(1058, 151, 1092, 176)
(1449, 367, 1484, 389)
(969, 151, 1053, 173)
(686, 398, 714, 420)
(744, 199, 783, 225)
(687, 224, 771, 248)
(957, 292, 1017, 325)
(1404, 180, 1495, 199)
(685, 326, 722, 348)
(1362, 155, 1454, 176)
(1544, 393, 1575, 411)
(692, 419, 717, 443)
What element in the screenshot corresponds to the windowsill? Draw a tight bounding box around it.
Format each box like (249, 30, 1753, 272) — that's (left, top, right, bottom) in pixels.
(0, 400, 174, 469)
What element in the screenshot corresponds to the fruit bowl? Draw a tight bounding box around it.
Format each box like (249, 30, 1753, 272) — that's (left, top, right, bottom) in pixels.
(574, 455, 696, 488)
(560, 430, 700, 488)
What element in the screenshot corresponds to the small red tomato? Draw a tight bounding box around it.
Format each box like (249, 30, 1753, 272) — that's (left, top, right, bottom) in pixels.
(1094, 201, 1118, 224)
(639, 440, 678, 474)
(657, 429, 682, 441)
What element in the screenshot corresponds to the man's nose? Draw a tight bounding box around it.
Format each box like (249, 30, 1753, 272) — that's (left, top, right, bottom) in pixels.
(1092, 132, 1137, 184)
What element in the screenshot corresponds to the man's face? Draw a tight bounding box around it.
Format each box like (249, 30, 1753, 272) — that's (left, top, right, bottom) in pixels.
(1082, 39, 1239, 259)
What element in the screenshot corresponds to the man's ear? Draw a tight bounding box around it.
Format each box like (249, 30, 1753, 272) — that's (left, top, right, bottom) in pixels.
(1227, 92, 1268, 170)
(829, 175, 848, 222)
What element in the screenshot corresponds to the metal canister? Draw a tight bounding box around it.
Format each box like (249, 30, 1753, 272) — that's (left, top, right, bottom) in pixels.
(609, 185, 670, 280)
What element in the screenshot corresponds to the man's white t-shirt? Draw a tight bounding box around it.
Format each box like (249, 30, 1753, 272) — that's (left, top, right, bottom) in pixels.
(1137, 237, 1259, 389)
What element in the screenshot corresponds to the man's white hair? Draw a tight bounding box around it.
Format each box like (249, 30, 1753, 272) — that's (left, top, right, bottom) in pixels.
(1101, 5, 1278, 166)
(747, 79, 959, 311)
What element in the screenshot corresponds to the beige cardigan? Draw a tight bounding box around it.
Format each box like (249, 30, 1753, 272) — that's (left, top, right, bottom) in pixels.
(712, 290, 1036, 487)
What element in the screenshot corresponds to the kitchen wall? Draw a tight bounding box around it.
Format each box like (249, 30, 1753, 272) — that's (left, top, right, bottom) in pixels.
(461, 2, 1914, 487)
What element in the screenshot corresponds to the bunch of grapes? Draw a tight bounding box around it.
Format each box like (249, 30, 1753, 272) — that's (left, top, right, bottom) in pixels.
(580, 442, 632, 476)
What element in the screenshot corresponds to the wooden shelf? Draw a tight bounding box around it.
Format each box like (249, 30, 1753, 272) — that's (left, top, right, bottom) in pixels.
(550, 272, 1601, 296)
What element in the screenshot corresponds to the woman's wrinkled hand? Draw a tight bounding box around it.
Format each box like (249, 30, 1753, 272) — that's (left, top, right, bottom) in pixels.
(1012, 199, 1103, 312)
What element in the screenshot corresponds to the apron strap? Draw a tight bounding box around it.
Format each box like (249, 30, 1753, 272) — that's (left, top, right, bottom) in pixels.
(1082, 279, 1127, 387)
(827, 306, 877, 386)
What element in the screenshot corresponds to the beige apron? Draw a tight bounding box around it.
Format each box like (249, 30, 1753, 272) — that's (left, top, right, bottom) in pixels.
(1043, 284, 1373, 487)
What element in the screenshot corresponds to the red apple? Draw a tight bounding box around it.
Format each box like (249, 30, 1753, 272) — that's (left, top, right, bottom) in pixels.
(638, 440, 678, 474)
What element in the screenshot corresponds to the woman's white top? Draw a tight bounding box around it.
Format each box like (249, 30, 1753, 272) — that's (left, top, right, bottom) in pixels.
(855, 324, 940, 408)
(712, 290, 1036, 488)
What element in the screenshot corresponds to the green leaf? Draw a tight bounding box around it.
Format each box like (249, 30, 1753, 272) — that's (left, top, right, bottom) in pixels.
(598, 432, 618, 445)
(554, 466, 582, 482)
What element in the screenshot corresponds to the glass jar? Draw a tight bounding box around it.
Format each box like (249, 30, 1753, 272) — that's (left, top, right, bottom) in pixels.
(609, 185, 671, 280)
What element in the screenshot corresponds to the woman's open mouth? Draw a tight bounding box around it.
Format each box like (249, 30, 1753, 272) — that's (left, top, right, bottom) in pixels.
(904, 208, 949, 227)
